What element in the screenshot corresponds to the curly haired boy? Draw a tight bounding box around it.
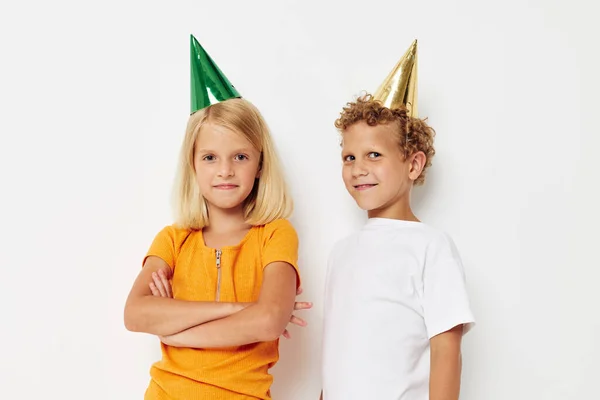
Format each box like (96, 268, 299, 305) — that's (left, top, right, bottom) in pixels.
(320, 93, 475, 400)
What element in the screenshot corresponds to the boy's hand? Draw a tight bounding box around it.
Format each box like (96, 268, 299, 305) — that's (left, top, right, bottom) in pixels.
(282, 286, 313, 339)
(149, 268, 173, 298)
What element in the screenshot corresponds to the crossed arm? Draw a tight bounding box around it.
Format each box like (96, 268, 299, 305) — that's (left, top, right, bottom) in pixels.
(124, 256, 311, 345)
(159, 260, 301, 348)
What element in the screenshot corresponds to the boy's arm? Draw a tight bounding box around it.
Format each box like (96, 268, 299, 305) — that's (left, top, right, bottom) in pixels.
(160, 261, 298, 348)
(124, 256, 247, 336)
(429, 324, 464, 400)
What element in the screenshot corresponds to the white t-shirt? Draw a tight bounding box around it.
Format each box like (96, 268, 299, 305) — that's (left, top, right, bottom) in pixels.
(322, 218, 475, 400)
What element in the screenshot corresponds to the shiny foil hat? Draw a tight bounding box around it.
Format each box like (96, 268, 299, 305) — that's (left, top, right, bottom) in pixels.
(190, 34, 241, 114)
(373, 39, 418, 117)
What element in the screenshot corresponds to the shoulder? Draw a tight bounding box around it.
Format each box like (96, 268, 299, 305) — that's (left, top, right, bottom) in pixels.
(423, 227, 460, 258)
(328, 231, 359, 263)
(256, 219, 300, 267)
(251, 219, 299, 252)
(154, 224, 195, 247)
(145, 224, 196, 269)
(263, 218, 295, 230)
(158, 223, 194, 238)
(414, 226, 464, 270)
(333, 232, 356, 250)
(260, 218, 298, 239)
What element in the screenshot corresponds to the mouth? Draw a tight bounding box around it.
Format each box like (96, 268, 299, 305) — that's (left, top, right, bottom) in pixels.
(213, 184, 239, 190)
(353, 184, 377, 191)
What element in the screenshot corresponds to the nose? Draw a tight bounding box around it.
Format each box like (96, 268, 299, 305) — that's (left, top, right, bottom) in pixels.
(217, 159, 235, 177)
(351, 159, 368, 178)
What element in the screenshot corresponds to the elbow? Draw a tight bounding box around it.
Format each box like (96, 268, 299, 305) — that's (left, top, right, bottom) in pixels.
(123, 301, 143, 332)
(256, 309, 289, 341)
(124, 316, 139, 332)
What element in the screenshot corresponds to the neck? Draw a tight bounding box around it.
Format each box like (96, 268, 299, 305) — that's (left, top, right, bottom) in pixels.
(367, 195, 420, 222)
(205, 204, 251, 234)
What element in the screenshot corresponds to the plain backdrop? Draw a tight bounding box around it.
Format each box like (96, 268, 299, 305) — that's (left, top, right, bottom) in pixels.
(1, 0, 599, 399)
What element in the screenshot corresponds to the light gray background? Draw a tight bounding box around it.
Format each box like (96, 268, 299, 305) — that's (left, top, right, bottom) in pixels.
(1, 0, 598, 398)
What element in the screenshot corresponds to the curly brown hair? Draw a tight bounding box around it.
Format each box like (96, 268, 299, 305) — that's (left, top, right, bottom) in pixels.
(334, 94, 436, 185)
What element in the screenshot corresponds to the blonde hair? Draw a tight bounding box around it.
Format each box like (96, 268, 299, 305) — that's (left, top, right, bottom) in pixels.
(173, 98, 293, 230)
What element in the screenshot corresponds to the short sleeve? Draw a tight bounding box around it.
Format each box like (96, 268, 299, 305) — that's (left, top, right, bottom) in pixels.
(262, 219, 301, 288)
(142, 225, 187, 271)
(423, 233, 475, 339)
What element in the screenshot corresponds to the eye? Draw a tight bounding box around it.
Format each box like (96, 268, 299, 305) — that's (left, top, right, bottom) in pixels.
(343, 155, 355, 162)
(234, 154, 248, 161)
(368, 152, 381, 159)
(202, 154, 216, 161)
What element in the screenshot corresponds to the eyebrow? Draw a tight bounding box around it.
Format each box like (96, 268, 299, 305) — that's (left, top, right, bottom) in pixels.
(341, 146, 380, 154)
(196, 148, 255, 154)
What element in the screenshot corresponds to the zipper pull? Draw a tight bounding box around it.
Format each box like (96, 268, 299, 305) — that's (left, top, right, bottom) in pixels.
(215, 249, 222, 302)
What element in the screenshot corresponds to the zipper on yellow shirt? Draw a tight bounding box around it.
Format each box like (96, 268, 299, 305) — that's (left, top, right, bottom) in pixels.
(215, 249, 222, 301)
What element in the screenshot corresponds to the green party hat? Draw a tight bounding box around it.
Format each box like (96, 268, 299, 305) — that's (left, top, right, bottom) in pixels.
(190, 35, 241, 114)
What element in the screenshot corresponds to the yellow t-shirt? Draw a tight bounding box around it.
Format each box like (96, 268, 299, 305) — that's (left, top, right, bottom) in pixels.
(142, 218, 300, 400)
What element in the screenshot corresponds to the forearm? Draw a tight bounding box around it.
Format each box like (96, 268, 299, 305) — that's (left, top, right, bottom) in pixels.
(162, 302, 289, 348)
(429, 350, 462, 400)
(124, 296, 245, 336)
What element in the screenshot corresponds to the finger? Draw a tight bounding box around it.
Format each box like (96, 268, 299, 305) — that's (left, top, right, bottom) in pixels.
(282, 329, 291, 339)
(162, 266, 173, 279)
(296, 286, 303, 296)
(153, 273, 167, 297)
(152, 272, 168, 297)
(152, 276, 166, 297)
(158, 269, 172, 298)
(149, 282, 160, 296)
(290, 315, 307, 327)
(294, 301, 313, 310)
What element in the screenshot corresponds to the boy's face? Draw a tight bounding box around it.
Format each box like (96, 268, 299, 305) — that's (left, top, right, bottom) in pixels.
(194, 123, 261, 212)
(341, 121, 422, 218)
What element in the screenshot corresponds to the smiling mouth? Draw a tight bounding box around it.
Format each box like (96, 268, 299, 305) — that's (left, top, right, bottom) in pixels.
(214, 184, 239, 190)
(354, 184, 377, 191)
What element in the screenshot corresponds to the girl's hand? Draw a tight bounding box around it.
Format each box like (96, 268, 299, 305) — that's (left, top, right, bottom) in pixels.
(282, 286, 313, 339)
(149, 268, 173, 298)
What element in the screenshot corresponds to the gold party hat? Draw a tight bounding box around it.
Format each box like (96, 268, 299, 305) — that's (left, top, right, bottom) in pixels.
(373, 39, 418, 117)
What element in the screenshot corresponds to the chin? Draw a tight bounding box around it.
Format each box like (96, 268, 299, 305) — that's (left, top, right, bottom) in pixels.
(205, 197, 244, 210)
(217, 202, 245, 210)
(353, 198, 382, 212)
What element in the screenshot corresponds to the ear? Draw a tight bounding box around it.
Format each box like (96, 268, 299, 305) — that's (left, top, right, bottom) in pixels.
(408, 151, 426, 182)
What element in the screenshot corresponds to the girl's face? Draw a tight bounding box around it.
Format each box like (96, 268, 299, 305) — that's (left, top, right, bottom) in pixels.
(194, 122, 261, 214)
